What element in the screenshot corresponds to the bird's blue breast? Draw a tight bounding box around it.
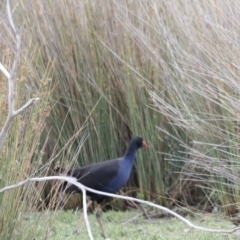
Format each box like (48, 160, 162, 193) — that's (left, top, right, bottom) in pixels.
(100, 158, 133, 194)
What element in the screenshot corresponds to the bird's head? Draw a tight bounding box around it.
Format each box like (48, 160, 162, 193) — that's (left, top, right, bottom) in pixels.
(131, 136, 148, 149)
(123, 136, 147, 159)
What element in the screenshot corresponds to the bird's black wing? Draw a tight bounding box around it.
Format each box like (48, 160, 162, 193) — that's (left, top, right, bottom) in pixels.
(64, 159, 120, 193)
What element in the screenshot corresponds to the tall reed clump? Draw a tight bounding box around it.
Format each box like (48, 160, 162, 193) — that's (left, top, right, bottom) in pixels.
(16, 0, 174, 206)
(147, 1, 240, 214)
(0, 76, 51, 238)
(10, 0, 240, 216)
(0, 5, 58, 239)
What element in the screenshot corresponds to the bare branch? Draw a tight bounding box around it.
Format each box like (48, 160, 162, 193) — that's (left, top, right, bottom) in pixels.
(6, 0, 21, 114)
(0, 115, 14, 150)
(6, 0, 18, 35)
(0, 175, 239, 236)
(13, 98, 40, 117)
(0, 63, 10, 78)
(0, 176, 94, 239)
(0, 0, 39, 151)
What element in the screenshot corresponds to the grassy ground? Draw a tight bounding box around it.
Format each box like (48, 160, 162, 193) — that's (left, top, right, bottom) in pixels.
(26, 210, 238, 240)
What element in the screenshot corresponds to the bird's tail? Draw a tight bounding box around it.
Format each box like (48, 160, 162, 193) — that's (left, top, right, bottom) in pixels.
(53, 167, 80, 194)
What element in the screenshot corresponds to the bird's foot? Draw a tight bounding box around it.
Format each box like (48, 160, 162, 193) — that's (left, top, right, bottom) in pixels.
(73, 229, 80, 235)
(101, 232, 107, 239)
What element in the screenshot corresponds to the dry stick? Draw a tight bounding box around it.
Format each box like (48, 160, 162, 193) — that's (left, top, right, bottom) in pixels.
(0, 176, 240, 240)
(0, 63, 10, 78)
(0, 176, 94, 240)
(0, 0, 39, 151)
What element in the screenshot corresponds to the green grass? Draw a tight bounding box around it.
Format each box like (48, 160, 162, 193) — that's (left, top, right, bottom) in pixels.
(26, 210, 237, 240)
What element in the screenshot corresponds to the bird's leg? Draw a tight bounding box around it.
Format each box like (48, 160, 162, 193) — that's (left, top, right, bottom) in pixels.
(73, 200, 93, 235)
(96, 204, 107, 239)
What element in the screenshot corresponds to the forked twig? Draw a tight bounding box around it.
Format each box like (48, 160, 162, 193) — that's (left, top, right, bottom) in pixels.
(0, 0, 39, 151)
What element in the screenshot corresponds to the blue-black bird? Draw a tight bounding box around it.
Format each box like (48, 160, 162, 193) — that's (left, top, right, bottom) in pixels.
(58, 136, 147, 238)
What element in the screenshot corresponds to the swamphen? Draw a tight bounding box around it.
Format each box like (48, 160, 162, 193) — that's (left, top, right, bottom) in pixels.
(58, 136, 147, 238)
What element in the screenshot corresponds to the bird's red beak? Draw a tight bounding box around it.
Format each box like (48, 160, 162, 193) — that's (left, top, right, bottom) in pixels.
(142, 141, 147, 148)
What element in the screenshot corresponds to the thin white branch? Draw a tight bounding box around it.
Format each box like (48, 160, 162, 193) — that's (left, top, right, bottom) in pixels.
(0, 175, 239, 237)
(0, 115, 13, 150)
(0, 63, 10, 78)
(6, 0, 21, 114)
(82, 186, 93, 239)
(7, 0, 18, 35)
(0, 176, 94, 240)
(13, 98, 40, 117)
